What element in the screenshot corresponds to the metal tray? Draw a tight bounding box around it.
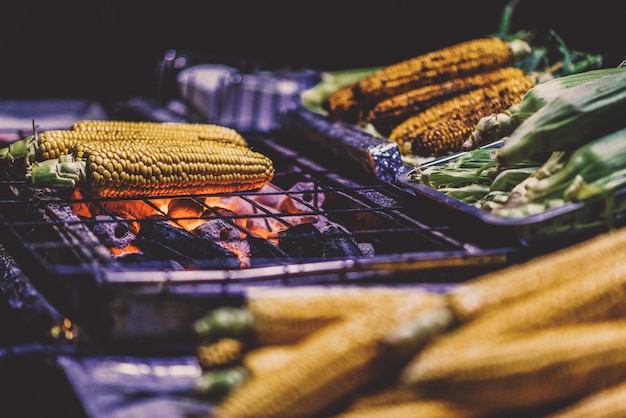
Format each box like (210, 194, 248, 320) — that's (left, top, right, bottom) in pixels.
(395, 149, 626, 247)
(278, 107, 626, 248)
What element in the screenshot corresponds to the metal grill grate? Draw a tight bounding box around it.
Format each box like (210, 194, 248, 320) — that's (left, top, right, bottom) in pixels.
(0, 131, 514, 289)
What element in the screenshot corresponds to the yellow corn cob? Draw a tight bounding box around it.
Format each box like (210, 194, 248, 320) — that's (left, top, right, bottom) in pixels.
(29, 140, 274, 198)
(447, 226, 626, 322)
(212, 293, 451, 418)
(3, 127, 247, 171)
(546, 379, 626, 418)
(242, 344, 297, 376)
(403, 321, 626, 412)
(398, 250, 626, 410)
(354, 37, 531, 107)
(366, 67, 530, 135)
(407, 251, 626, 366)
(332, 399, 488, 418)
(389, 75, 535, 156)
(196, 338, 244, 368)
(245, 286, 441, 345)
(340, 378, 422, 412)
(71, 119, 249, 147)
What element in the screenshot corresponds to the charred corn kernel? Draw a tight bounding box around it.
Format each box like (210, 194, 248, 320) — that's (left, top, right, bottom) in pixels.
(367, 67, 529, 135)
(196, 338, 245, 368)
(29, 140, 274, 197)
(323, 84, 365, 124)
(212, 293, 449, 418)
(389, 75, 535, 156)
(409, 117, 484, 157)
(354, 37, 530, 107)
(333, 399, 487, 418)
(245, 286, 441, 345)
(403, 321, 626, 411)
(447, 226, 626, 322)
(71, 120, 249, 147)
(546, 379, 626, 418)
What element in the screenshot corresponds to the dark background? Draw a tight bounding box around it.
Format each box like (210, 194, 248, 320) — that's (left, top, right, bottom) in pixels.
(0, 0, 622, 103)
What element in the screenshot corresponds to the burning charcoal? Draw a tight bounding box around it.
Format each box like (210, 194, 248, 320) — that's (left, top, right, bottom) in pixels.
(319, 223, 364, 259)
(89, 215, 136, 249)
(192, 220, 251, 268)
(245, 235, 291, 266)
(192, 218, 241, 242)
(135, 217, 241, 270)
(277, 223, 324, 260)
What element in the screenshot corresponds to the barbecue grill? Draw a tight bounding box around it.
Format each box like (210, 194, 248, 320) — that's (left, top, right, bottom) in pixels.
(0, 121, 520, 342)
(0, 57, 609, 417)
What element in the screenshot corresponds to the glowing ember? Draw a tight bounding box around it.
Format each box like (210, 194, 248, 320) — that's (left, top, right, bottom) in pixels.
(72, 182, 329, 266)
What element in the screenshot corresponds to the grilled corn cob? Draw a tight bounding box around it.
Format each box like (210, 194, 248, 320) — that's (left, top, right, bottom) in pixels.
(354, 37, 531, 108)
(212, 293, 451, 418)
(403, 321, 626, 411)
(27, 140, 274, 198)
(367, 66, 530, 135)
(71, 119, 249, 147)
(323, 83, 367, 124)
(389, 75, 535, 156)
(303, 66, 382, 115)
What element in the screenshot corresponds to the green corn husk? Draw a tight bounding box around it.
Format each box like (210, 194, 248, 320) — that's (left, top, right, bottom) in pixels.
(495, 70, 626, 167)
(487, 127, 626, 220)
(489, 166, 538, 192)
(464, 67, 626, 150)
(439, 184, 491, 204)
(565, 168, 626, 202)
(520, 127, 626, 204)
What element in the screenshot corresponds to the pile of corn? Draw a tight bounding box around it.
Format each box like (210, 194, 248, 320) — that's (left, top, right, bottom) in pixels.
(410, 67, 626, 220)
(191, 225, 626, 417)
(0, 120, 275, 197)
(321, 37, 537, 158)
